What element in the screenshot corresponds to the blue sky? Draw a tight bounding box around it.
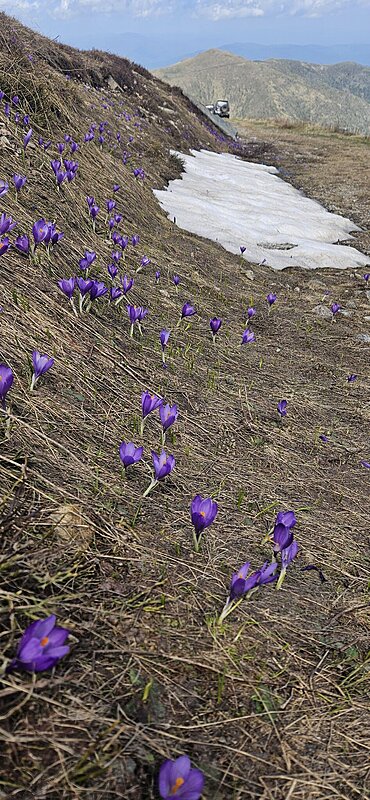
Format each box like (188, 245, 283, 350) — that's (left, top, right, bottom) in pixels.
(4, 0, 370, 67)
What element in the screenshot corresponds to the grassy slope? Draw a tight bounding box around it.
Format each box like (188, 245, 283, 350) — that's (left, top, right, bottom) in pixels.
(154, 49, 370, 134)
(1, 17, 370, 800)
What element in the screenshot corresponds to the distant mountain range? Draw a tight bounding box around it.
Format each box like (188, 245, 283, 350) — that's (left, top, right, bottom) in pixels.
(154, 49, 370, 134)
(218, 42, 370, 68)
(90, 36, 370, 70)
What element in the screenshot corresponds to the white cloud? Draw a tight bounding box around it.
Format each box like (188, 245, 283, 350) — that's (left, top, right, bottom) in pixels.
(3, 0, 369, 18)
(197, 2, 264, 19)
(53, 0, 173, 16)
(196, 0, 370, 18)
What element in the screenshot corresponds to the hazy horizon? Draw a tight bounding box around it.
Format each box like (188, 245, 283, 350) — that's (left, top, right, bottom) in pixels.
(4, 1, 370, 69)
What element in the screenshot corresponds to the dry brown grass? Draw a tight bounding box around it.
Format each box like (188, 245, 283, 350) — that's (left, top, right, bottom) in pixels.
(0, 16, 370, 800)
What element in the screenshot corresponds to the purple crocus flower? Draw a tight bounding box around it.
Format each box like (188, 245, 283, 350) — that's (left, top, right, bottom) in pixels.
(58, 277, 76, 299)
(32, 219, 49, 246)
(160, 329, 170, 351)
(23, 128, 33, 149)
(15, 234, 30, 254)
(240, 246, 246, 254)
(159, 403, 178, 434)
(347, 374, 357, 383)
(113, 184, 120, 192)
(140, 255, 150, 268)
(281, 539, 299, 571)
(127, 305, 142, 333)
(0, 179, 9, 197)
(12, 95, 20, 106)
(108, 263, 118, 279)
(0, 364, 14, 410)
(155, 270, 160, 283)
(254, 560, 279, 586)
(319, 434, 330, 443)
(191, 494, 218, 551)
(142, 390, 162, 420)
(132, 234, 140, 246)
(275, 510, 296, 528)
(31, 350, 54, 390)
(220, 559, 278, 622)
(151, 449, 176, 481)
(13, 174, 27, 193)
(89, 204, 100, 220)
(331, 303, 341, 316)
(51, 159, 61, 175)
(267, 293, 277, 306)
(126, 303, 140, 321)
(0, 213, 17, 235)
(181, 302, 196, 319)
(360, 460, 370, 469)
(0, 237, 10, 256)
(276, 540, 299, 589)
(210, 317, 222, 339)
(114, 213, 123, 225)
(121, 275, 134, 294)
(229, 561, 252, 600)
(48, 226, 64, 248)
(76, 277, 93, 296)
(112, 250, 122, 263)
(229, 560, 277, 601)
(119, 441, 143, 470)
(89, 281, 108, 300)
(363, 273, 369, 282)
(4, 102, 10, 119)
(277, 399, 288, 417)
(79, 251, 96, 271)
(6, 614, 70, 673)
(158, 755, 204, 800)
(241, 329, 255, 344)
(106, 199, 116, 213)
(273, 523, 294, 554)
(56, 170, 67, 187)
(57, 142, 65, 154)
(110, 286, 122, 301)
(191, 495, 218, 535)
(138, 307, 148, 322)
(173, 274, 180, 287)
(247, 307, 256, 320)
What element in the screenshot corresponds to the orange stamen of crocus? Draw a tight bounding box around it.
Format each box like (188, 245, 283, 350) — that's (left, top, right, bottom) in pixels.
(40, 636, 49, 647)
(170, 777, 185, 794)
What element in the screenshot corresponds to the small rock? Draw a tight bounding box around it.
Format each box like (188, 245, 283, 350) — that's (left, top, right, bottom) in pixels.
(356, 333, 370, 343)
(364, 316, 370, 322)
(347, 299, 357, 308)
(312, 304, 332, 320)
(245, 269, 254, 281)
(49, 504, 94, 550)
(0, 135, 11, 148)
(340, 310, 353, 317)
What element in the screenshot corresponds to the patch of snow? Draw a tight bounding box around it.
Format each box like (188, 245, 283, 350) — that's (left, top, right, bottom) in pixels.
(154, 150, 370, 271)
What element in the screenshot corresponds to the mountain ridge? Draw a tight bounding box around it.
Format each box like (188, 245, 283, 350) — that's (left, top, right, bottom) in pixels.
(154, 48, 370, 133)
